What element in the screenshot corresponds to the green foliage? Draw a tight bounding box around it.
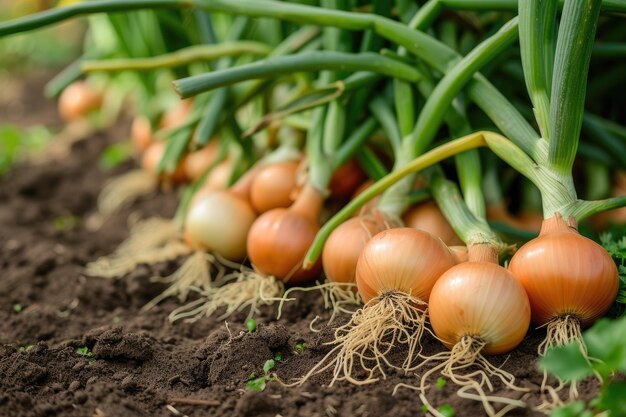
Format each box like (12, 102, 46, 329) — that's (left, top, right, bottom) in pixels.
(295, 342, 307, 353)
(0, 124, 53, 176)
(600, 232, 626, 316)
(540, 315, 626, 416)
(18, 345, 33, 352)
(75, 346, 93, 357)
(437, 404, 455, 417)
(99, 142, 133, 170)
(12, 303, 22, 314)
(274, 352, 282, 361)
(245, 358, 277, 392)
(246, 318, 257, 333)
(53, 215, 79, 231)
(436, 377, 447, 389)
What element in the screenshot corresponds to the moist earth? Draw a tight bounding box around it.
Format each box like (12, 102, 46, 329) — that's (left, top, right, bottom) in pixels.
(0, 74, 599, 417)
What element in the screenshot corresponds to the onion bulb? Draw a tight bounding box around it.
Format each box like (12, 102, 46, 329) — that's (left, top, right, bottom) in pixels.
(247, 184, 324, 283)
(189, 160, 233, 209)
(328, 160, 366, 201)
(250, 160, 299, 213)
(356, 227, 456, 303)
(160, 99, 193, 129)
(322, 216, 386, 284)
(299, 228, 456, 385)
(508, 213, 618, 327)
(131, 116, 153, 153)
(58, 81, 102, 122)
(184, 191, 256, 261)
(141, 141, 186, 184)
(415, 244, 530, 417)
(183, 141, 220, 182)
(429, 246, 530, 354)
(402, 201, 462, 246)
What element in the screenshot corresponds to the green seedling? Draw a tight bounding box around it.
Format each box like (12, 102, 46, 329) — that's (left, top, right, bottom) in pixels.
(75, 346, 93, 357)
(436, 377, 447, 389)
(600, 233, 626, 317)
(245, 359, 277, 392)
(99, 142, 133, 170)
(294, 342, 307, 353)
(274, 352, 282, 361)
(437, 404, 455, 417)
(12, 304, 22, 314)
(19, 345, 33, 352)
(246, 318, 257, 333)
(53, 215, 78, 231)
(540, 315, 626, 416)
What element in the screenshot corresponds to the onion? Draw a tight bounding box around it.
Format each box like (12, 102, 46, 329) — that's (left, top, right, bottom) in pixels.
(429, 246, 530, 355)
(356, 227, 456, 303)
(402, 201, 462, 246)
(322, 216, 386, 284)
(58, 81, 102, 122)
(247, 184, 324, 283)
(328, 159, 366, 201)
(141, 141, 187, 184)
(160, 99, 193, 129)
(183, 141, 220, 182)
(300, 227, 456, 385)
(508, 213, 618, 328)
(184, 191, 256, 261)
(250, 160, 299, 213)
(416, 244, 530, 416)
(448, 245, 469, 263)
(487, 203, 542, 233)
(131, 115, 153, 153)
(189, 159, 233, 209)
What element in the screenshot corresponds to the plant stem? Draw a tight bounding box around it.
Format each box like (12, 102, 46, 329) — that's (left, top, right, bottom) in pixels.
(81, 41, 270, 72)
(173, 51, 422, 98)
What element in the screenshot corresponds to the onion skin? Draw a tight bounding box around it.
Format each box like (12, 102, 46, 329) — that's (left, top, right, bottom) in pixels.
(508, 213, 619, 327)
(322, 217, 385, 284)
(487, 203, 542, 233)
(183, 141, 220, 182)
(160, 99, 193, 129)
(58, 81, 102, 122)
(247, 184, 324, 283)
(141, 141, 187, 184)
(356, 228, 456, 303)
(250, 161, 299, 213)
(429, 255, 531, 355)
(329, 160, 366, 201)
(184, 191, 256, 261)
(402, 201, 462, 246)
(131, 116, 153, 154)
(448, 245, 469, 264)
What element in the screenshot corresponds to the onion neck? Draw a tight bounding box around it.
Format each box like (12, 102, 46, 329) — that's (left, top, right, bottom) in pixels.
(539, 212, 578, 236)
(290, 184, 325, 222)
(468, 243, 499, 264)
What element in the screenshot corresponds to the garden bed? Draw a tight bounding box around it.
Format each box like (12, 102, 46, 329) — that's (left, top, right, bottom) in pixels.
(0, 75, 600, 417)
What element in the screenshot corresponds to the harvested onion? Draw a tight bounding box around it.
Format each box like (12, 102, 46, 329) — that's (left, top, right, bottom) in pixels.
(131, 115, 153, 153)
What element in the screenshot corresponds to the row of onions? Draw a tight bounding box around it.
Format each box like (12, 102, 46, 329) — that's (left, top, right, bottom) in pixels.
(2, 0, 626, 415)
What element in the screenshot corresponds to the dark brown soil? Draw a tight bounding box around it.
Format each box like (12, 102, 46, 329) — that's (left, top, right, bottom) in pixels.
(0, 74, 599, 417)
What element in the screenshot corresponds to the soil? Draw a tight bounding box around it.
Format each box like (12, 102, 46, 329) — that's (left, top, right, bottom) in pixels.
(0, 74, 600, 417)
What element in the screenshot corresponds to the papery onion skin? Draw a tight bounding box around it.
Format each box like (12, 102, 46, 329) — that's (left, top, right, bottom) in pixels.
(184, 191, 256, 261)
(58, 81, 102, 122)
(329, 160, 366, 201)
(429, 260, 531, 355)
(402, 201, 462, 246)
(131, 116, 153, 154)
(183, 141, 220, 182)
(508, 214, 618, 327)
(355, 228, 456, 303)
(141, 141, 187, 184)
(160, 99, 193, 129)
(322, 217, 385, 284)
(250, 161, 299, 213)
(247, 185, 323, 283)
(448, 245, 469, 264)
